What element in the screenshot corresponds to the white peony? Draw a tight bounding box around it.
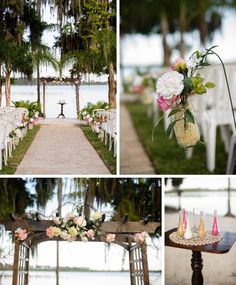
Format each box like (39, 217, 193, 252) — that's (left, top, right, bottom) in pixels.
(156, 71, 184, 99)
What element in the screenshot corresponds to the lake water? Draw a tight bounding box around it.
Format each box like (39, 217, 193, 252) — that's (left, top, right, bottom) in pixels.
(1, 271, 161, 285)
(165, 191, 236, 216)
(1, 85, 108, 118)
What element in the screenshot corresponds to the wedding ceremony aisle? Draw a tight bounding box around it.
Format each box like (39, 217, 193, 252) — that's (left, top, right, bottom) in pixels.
(120, 104, 155, 174)
(15, 119, 110, 175)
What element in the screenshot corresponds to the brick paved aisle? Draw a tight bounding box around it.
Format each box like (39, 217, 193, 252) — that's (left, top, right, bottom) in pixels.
(120, 104, 155, 174)
(16, 119, 110, 175)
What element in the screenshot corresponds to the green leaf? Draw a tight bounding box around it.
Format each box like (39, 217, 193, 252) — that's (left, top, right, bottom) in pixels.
(168, 108, 181, 117)
(205, 82, 215, 88)
(166, 120, 178, 137)
(183, 76, 192, 94)
(185, 109, 195, 124)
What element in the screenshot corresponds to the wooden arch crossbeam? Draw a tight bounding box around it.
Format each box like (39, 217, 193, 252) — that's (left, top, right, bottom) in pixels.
(1, 219, 160, 285)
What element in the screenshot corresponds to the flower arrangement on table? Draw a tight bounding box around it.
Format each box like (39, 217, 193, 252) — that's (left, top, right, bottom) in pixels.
(155, 46, 218, 148)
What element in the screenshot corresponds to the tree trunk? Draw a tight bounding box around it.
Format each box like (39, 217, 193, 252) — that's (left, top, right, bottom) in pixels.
(5, 65, 11, 106)
(0, 65, 2, 107)
(108, 62, 116, 108)
(197, 0, 208, 46)
(179, 0, 187, 58)
(43, 81, 46, 118)
(37, 64, 41, 107)
(56, 178, 63, 285)
(75, 81, 80, 116)
(160, 11, 171, 66)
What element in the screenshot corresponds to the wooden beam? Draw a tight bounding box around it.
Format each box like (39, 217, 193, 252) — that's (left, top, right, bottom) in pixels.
(40, 77, 82, 83)
(0, 220, 160, 234)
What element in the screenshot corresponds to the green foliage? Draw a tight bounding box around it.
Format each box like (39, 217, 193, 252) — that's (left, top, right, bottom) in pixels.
(12, 100, 42, 118)
(0, 178, 35, 217)
(79, 101, 109, 120)
(191, 73, 215, 95)
(0, 125, 40, 174)
(127, 103, 228, 174)
(80, 125, 116, 174)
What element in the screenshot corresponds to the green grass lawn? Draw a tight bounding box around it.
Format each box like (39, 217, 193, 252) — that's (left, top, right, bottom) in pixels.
(80, 125, 116, 174)
(0, 125, 40, 175)
(127, 103, 228, 174)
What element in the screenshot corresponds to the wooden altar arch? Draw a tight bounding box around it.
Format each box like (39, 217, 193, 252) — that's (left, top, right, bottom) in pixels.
(1, 219, 160, 285)
(40, 77, 82, 118)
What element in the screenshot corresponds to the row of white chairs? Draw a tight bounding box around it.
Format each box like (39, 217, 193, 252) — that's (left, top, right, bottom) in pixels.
(92, 109, 117, 157)
(0, 107, 28, 170)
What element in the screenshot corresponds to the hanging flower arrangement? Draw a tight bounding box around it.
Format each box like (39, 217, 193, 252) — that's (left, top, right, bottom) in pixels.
(155, 46, 218, 148)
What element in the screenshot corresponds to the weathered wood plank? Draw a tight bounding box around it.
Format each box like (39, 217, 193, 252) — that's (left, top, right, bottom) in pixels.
(0, 220, 160, 234)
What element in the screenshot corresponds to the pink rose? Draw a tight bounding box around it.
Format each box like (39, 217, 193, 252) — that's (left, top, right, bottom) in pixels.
(15, 228, 27, 241)
(106, 233, 116, 243)
(157, 95, 181, 112)
(157, 96, 171, 111)
(134, 232, 147, 244)
(171, 58, 186, 72)
(133, 85, 143, 94)
(86, 229, 95, 239)
(46, 226, 54, 238)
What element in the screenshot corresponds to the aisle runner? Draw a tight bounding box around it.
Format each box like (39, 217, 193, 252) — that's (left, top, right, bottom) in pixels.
(120, 104, 155, 174)
(16, 120, 110, 175)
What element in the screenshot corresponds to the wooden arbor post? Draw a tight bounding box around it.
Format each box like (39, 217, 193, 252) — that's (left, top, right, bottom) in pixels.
(74, 79, 81, 116)
(12, 241, 30, 285)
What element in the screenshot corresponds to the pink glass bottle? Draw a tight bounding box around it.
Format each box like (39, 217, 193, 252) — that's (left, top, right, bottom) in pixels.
(183, 208, 187, 229)
(212, 210, 219, 236)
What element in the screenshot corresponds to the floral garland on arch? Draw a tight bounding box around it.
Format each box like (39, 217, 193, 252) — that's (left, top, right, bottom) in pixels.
(45, 209, 116, 243)
(155, 46, 219, 148)
(13, 208, 149, 246)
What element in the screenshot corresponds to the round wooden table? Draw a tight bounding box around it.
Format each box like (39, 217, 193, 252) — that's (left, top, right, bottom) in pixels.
(165, 228, 236, 285)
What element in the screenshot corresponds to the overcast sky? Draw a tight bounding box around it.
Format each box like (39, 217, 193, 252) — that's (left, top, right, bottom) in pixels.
(121, 9, 236, 66)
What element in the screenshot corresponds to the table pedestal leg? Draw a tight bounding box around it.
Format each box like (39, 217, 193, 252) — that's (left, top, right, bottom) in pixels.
(191, 251, 203, 285)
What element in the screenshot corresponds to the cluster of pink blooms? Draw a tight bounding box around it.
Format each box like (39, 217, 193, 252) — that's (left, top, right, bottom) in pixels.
(45, 212, 117, 244)
(134, 231, 148, 245)
(15, 228, 28, 241)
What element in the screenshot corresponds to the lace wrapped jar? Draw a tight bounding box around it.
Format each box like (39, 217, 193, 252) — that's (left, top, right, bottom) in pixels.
(174, 105, 200, 148)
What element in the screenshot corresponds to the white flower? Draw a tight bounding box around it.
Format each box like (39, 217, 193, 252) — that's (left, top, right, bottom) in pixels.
(53, 217, 61, 225)
(156, 71, 184, 99)
(73, 215, 87, 227)
(81, 236, 88, 242)
(92, 211, 102, 221)
(60, 231, 71, 241)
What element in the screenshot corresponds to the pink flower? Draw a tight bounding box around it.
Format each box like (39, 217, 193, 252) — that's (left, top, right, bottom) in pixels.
(73, 215, 87, 227)
(86, 229, 95, 239)
(46, 226, 54, 238)
(133, 85, 143, 94)
(106, 233, 116, 243)
(157, 96, 171, 111)
(171, 58, 186, 72)
(157, 95, 181, 112)
(134, 232, 147, 244)
(15, 228, 27, 241)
